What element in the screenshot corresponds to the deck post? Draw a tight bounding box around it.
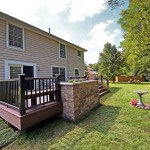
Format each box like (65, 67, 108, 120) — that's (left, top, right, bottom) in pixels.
(18, 74, 26, 115)
(106, 78, 109, 90)
(55, 74, 61, 102)
(100, 75, 103, 85)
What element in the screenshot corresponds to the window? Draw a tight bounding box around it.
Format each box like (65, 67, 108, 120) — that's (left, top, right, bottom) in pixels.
(10, 66, 21, 79)
(60, 43, 66, 58)
(77, 50, 81, 57)
(75, 69, 79, 77)
(8, 24, 23, 49)
(52, 67, 66, 81)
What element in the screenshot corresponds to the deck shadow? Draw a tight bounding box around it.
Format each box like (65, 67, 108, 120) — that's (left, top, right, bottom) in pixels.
(17, 116, 75, 142)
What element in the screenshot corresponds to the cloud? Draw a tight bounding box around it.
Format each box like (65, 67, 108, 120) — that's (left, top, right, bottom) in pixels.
(53, 30, 71, 41)
(69, 0, 107, 22)
(44, 0, 70, 16)
(0, 0, 42, 23)
(0, 0, 106, 24)
(80, 20, 122, 64)
(0, 0, 70, 24)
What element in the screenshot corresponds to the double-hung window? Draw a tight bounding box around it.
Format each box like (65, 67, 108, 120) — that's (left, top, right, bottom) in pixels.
(52, 67, 66, 81)
(77, 50, 82, 57)
(10, 65, 21, 79)
(60, 43, 66, 58)
(74, 69, 79, 77)
(8, 24, 23, 49)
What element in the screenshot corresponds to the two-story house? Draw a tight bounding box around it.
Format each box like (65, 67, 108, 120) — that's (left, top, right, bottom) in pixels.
(0, 11, 87, 81)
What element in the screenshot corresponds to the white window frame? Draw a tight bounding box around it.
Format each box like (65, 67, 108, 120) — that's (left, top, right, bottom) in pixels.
(5, 60, 36, 79)
(6, 22, 25, 50)
(51, 65, 67, 80)
(74, 68, 80, 77)
(59, 43, 67, 59)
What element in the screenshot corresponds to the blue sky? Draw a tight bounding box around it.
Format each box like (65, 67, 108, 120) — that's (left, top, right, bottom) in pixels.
(0, 0, 129, 64)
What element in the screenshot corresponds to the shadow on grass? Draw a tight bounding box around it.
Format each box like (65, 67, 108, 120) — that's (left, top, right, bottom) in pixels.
(78, 104, 121, 134)
(18, 116, 75, 140)
(4, 105, 121, 149)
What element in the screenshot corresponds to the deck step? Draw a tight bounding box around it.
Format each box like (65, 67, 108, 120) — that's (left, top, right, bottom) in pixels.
(98, 85, 103, 89)
(99, 90, 109, 97)
(99, 88, 106, 93)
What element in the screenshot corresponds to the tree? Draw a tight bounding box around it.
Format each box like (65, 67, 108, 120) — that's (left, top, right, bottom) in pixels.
(108, 0, 125, 9)
(88, 63, 98, 71)
(98, 42, 123, 80)
(118, 0, 150, 79)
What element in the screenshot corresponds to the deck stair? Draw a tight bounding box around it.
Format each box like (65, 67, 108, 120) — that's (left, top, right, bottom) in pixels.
(99, 85, 109, 97)
(98, 75, 110, 97)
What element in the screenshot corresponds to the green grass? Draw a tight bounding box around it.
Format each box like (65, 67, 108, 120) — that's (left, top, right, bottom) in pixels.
(1, 83, 150, 150)
(0, 118, 18, 149)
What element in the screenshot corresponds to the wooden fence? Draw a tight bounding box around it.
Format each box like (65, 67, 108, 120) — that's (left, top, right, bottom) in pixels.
(0, 74, 61, 115)
(115, 76, 144, 82)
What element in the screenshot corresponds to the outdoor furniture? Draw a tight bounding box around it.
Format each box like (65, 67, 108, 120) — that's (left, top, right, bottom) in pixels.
(134, 90, 148, 106)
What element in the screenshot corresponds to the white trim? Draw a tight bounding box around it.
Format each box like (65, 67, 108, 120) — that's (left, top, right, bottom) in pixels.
(59, 43, 67, 60)
(51, 65, 67, 80)
(74, 68, 80, 76)
(5, 60, 36, 79)
(6, 22, 25, 50)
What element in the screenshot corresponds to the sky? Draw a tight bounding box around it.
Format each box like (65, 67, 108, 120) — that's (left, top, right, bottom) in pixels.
(0, 0, 129, 64)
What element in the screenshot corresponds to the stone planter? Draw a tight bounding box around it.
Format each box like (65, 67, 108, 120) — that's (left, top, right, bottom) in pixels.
(60, 80, 99, 121)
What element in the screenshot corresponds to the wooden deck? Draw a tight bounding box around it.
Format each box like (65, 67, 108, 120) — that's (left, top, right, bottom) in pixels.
(0, 75, 63, 130)
(0, 102, 63, 130)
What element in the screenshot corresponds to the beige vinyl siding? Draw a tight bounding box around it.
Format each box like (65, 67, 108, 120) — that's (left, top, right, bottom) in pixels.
(67, 46, 84, 77)
(0, 18, 85, 80)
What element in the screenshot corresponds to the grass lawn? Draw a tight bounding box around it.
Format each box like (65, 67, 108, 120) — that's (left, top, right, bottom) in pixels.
(0, 118, 18, 149)
(1, 83, 150, 150)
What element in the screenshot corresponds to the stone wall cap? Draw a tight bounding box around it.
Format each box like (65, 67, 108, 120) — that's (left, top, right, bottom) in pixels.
(60, 80, 98, 85)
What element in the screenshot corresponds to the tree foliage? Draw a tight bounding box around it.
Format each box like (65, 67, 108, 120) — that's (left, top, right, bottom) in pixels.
(88, 63, 98, 71)
(98, 42, 123, 80)
(119, 0, 150, 78)
(108, 0, 125, 9)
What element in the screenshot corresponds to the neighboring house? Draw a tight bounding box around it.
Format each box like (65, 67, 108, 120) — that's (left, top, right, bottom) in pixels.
(86, 67, 98, 80)
(0, 11, 87, 81)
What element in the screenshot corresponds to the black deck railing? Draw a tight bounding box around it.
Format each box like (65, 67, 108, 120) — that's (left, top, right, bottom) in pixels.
(0, 78, 19, 109)
(0, 75, 61, 115)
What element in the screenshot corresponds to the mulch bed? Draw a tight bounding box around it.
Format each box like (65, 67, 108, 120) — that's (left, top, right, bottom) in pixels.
(129, 99, 150, 110)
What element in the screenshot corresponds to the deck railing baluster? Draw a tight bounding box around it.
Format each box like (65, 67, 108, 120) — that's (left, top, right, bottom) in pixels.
(39, 79, 41, 104)
(8, 81, 11, 104)
(49, 78, 51, 101)
(12, 81, 14, 105)
(43, 79, 45, 105)
(25, 88, 28, 108)
(35, 79, 37, 104)
(30, 80, 33, 106)
(16, 81, 18, 107)
(46, 78, 48, 103)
